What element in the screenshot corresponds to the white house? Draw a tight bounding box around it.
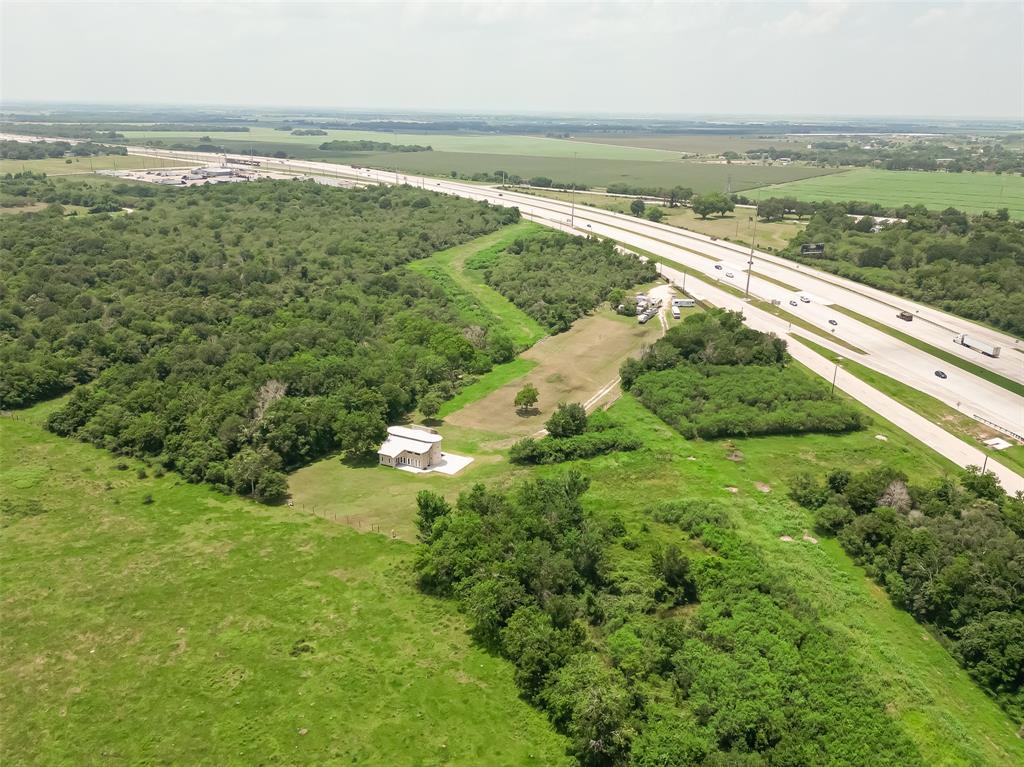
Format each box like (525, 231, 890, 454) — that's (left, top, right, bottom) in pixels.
(378, 425, 443, 470)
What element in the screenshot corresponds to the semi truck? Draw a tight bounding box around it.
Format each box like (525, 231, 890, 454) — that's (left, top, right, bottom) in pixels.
(953, 333, 1001, 358)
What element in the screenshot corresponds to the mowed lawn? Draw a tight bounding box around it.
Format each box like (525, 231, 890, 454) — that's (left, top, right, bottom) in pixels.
(0, 154, 188, 175)
(0, 414, 571, 767)
(749, 167, 1024, 217)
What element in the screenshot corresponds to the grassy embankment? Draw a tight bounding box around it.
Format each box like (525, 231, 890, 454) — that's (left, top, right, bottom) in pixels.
(748, 167, 1024, 218)
(793, 334, 1024, 475)
(831, 305, 1024, 397)
(0, 405, 571, 766)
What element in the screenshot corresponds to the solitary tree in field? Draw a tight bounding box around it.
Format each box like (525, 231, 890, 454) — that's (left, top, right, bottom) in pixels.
(630, 198, 646, 217)
(514, 383, 539, 414)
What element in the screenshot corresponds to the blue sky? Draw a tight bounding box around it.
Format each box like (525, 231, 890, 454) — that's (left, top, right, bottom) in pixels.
(2, 1, 1021, 119)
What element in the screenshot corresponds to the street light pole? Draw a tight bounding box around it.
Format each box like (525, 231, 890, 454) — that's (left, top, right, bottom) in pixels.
(743, 210, 758, 299)
(831, 356, 844, 396)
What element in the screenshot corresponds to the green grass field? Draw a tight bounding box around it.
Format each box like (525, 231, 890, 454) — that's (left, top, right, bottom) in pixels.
(570, 134, 807, 155)
(409, 222, 547, 349)
(0, 154, 188, 175)
(0, 411, 571, 766)
(748, 167, 1024, 218)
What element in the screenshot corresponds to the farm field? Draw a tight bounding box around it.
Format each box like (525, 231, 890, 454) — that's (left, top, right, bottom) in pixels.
(748, 167, 1024, 217)
(121, 126, 681, 161)
(570, 133, 806, 155)
(0, 154, 188, 175)
(118, 127, 837, 193)
(0, 409, 571, 766)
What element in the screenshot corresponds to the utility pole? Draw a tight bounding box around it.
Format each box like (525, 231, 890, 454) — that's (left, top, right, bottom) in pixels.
(743, 210, 758, 299)
(831, 357, 843, 396)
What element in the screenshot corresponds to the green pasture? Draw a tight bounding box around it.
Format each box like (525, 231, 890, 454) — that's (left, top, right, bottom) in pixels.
(0, 412, 571, 766)
(0, 154, 188, 176)
(748, 167, 1024, 217)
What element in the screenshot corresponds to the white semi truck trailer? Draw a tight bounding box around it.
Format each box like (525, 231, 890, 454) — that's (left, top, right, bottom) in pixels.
(953, 333, 1001, 358)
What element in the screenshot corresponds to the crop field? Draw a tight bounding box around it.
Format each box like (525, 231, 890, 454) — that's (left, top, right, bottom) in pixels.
(748, 167, 1024, 217)
(0, 410, 571, 766)
(120, 126, 680, 161)
(0, 154, 188, 175)
(570, 133, 806, 155)
(118, 127, 837, 193)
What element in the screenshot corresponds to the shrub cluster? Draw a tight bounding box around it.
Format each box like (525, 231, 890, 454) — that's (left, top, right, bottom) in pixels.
(790, 465, 1024, 719)
(622, 309, 864, 439)
(415, 476, 922, 766)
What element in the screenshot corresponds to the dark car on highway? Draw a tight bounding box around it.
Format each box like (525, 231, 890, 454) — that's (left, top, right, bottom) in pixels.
(935, 370, 947, 379)
(828, 319, 838, 326)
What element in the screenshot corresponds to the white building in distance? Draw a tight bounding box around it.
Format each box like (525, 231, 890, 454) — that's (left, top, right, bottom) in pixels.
(378, 426, 443, 471)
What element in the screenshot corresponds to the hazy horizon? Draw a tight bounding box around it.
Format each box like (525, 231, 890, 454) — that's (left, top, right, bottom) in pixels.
(3, 1, 1023, 121)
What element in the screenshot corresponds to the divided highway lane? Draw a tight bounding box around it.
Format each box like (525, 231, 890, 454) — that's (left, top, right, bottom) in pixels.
(469, 185, 1024, 383)
(128, 147, 1024, 444)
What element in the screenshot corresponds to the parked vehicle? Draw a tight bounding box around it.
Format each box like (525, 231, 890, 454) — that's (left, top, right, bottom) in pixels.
(953, 333, 1001, 358)
(898, 311, 913, 321)
(672, 306, 681, 319)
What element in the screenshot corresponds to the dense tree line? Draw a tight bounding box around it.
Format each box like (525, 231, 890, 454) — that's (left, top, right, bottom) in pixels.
(785, 203, 1024, 335)
(1, 178, 521, 500)
(470, 232, 657, 332)
(621, 310, 865, 439)
(745, 139, 1024, 174)
(415, 473, 922, 765)
(606, 184, 693, 204)
(318, 139, 432, 152)
(790, 465, 1024, 719)
(0, 140, 127, 160)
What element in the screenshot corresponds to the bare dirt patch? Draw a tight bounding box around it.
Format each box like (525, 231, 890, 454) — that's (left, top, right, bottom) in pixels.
(725, 486, 739, 494)
(445, 309, 662, 441)
(755, 482, 772, 493)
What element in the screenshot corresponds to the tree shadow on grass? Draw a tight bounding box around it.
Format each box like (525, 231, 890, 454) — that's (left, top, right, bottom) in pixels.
(340, 453, 380, 470)
(516, 407, 540, 418)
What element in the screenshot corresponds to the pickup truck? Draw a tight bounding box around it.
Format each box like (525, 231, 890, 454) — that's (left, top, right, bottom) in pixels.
(897, 311, 913, 321)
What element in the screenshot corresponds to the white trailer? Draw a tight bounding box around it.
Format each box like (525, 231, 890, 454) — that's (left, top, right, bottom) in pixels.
(672, 306, 681, 319)
(953, 333, 1001, 358)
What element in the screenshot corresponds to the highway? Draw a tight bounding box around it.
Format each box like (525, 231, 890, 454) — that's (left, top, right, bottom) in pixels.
(122, 145, 1024, 490)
